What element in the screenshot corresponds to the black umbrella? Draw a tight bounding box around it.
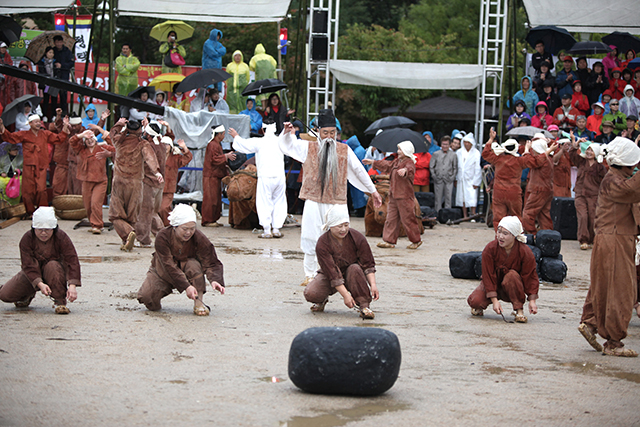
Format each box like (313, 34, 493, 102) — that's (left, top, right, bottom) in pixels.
(526, 25, 576, 55)
(602, 32, 640, 55)
(242, 78, 287, 96)
(627, 58, 640, 70)
(128, 85, 156, 99)
(364, 116, 416, 135)
(370, 128, 428, 153)
(567, 41, 612, 56)
(1, 94, 42, 126)
(174, 68, 231, 93)
(0, 15, 22, 45)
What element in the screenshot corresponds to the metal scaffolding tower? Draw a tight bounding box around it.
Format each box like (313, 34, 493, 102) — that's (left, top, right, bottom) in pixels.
(306, 0, 340, 125)
(475, 0, 509, 144)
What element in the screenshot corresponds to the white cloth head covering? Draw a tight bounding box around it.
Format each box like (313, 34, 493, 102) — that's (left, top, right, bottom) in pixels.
(498, 216, 526, 243)
(69, 117, 82, 125)
(397, 141, 416, 163)
(28, 114, 40, 123)
(161, 136, 181, 155)
(322, 205, 350, 232)
(603, 136, 640, 166)
(590, 143, 604, 163)
(531, 138, 548, 154)
(145, 122, 162, 145)
(532, 132, 546, 141)
(492, 138, 520, 156)
(32, 206, 57, 229)
(168, 204, 197, 227)
(211, 124, 225, 140)
(557, 138, 570, 145)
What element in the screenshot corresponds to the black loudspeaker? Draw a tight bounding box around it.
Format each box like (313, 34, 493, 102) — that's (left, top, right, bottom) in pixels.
(313, 10, 328, 33)
(311, 36, 328, 61)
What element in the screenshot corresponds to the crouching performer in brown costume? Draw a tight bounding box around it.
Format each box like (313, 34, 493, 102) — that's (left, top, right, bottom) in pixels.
(0, 207, 81, 314)
(303, 207, 379, 319)
(467, 216, 539, 323)
(137, 204, 225, 316)
(579, 137, 640, 357)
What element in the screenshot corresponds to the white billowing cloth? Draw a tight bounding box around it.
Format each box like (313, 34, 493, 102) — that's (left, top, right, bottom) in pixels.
(531, 138, 548, 154)
(397, 140, 416, 163)
(32, 206, 57, 229)
(603, 136, 640, 166)
(498, 216, 527, 243)
(322, 205, 350, 231)
(492, 138, 519, 156)
(580, 142, 604, 163)
(168, 204, 196, 227)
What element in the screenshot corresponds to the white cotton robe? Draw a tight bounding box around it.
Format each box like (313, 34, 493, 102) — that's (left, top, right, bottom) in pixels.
(232, 130, 287, 231)
(279, 132, 377, 277)
(455, 145, 482, 207)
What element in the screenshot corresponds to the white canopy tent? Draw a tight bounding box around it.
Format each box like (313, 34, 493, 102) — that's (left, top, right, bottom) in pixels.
(329, 60, 484, 90)
(118, 0, 292, 23)
(522, 0, 640, 34)
(0, 0, 72, 14)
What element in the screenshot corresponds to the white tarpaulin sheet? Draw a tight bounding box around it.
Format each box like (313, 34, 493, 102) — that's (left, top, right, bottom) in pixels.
(329, 60, 484, 90)
(0, 0, 71, 14)
(118, 0, 292, 23)
(523, 0, 640, 33)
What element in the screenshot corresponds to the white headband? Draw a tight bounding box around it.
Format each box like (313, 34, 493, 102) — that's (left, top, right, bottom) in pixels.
(32, 206, 57, 229)
(321, 205, 350, 232)
(498, 216, 526, 243)
(168, 204, 197, 227)
(69, 117, 82, 125)
(28, 114, 40, 123)
(145, 122, 162, 145)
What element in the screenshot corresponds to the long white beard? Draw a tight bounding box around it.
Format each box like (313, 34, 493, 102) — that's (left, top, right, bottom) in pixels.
(317, 137, 338, 198)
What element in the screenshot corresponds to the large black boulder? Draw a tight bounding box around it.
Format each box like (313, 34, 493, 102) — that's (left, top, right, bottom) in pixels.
(288, 327, 401, 396)
(414, 192, 435, 208)
(536, 230, 562, 257)
(450, 251, 483, 279)
(539, 257, 568, 283)
(438, 208, 463, 224)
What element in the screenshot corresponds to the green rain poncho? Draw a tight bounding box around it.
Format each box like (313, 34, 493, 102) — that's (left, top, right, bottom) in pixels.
(226, 50, 251, 114)
(249, 43, 277, 105)
(115, 53, 141, 96)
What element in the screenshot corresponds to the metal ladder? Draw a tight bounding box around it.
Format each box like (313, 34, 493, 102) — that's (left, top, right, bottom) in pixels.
(306, 0, 340, 126)
(474, 0, 508, 145)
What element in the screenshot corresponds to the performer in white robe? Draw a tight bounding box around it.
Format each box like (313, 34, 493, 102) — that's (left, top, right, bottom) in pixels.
(279, 110, 382, 285)
(455, 133, 482, 218)
(229, 121, 287, 238)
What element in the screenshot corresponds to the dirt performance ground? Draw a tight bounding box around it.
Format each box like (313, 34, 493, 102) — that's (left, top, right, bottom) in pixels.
(0, 213, 639, 426)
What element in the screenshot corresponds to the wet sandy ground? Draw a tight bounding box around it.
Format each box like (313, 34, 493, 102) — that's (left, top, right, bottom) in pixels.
(1, 211, 639, 426)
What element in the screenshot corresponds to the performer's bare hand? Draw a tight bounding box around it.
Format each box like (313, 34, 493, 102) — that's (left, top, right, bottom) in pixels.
(225, 152, 236, 161)
(141, 117, 149, 128)
(343, 293, 355, 308)
(371, 191, 383, 208)
(397, 168, 407, 177)
(492, 299, 503, 314)
(67, 285, 77, 302)
(37, 282, 52, 297)
(362, 159, 373, 165)
(488, 127, 496, 142)
(56, 108, 63, 117)
(283, 122, 295, 135)
(211, 281, 225, 295)
(524, 140, 532, 153)
(101, 109, 111, 120)
(155, 172, 164, 184)
(370, 284, 380, 301)
(185, 285, 198, 300)
(81, 129, 94, 139)
(95, 150, 111, 160)
(528, 299, 538, 315)
(177, 139, 187, 150)
(228, 128, 239, 138)
(546, 142, 559, 155)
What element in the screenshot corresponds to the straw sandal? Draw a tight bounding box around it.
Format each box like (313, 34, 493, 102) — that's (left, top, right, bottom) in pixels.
(602, 347, 638, 357)
(193, 304, 210, 316)
(203, 222, 222, 227)
(258, 233, 273, 239)
(121, 231, 136, 252)
(14, 294, 34, 308)
(90, 227, 102, 234)
(580, 243, 589, 250)
(359, 307, 375, 320)
(578, 323, 603, 352)
(407, 241, 423, 250)
(272, 231, 283, 238)
(300, 276, 313, 287)
(54, 305, 70, 315)
(310, 298, 328, 312)
(514, 314, 528, 323)
(470, 308, 484, 316)
(377, 242, 395, 249)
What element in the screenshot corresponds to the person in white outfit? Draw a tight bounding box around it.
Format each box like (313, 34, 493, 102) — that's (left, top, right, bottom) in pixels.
(229, 120, 287, 238)
(455, 133, 482, 219)
(278, 109, 382, 286)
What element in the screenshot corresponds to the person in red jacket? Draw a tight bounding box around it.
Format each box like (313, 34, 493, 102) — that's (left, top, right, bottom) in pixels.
(553, 94, 580, 131)
(413, 151, 431, 192)
(586, 103, 604, 136)
(571, 80, 590, 116)
(531, 101, 554, 130)
(609, 68, 625, 101)
(364, 141, 422, 250)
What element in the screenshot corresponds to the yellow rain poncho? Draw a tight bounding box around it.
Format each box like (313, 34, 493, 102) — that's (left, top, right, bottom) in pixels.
(226, 50, 251, 114)
(115, 53, 141, 96)
(249, 43, 277, 105)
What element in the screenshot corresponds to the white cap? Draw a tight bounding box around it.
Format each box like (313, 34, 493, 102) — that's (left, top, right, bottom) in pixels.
(0, 42, 7, 48)
(32, 206, 57, 229)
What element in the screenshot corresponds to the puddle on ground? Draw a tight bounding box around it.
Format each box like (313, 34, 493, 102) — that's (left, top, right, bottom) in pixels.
(168, 380, 187, 384)
(257, 376, 287, 383)
(482, 365, 525, 375)
(223, 246, 303, 260)
(79, 256, 131, 263)
(561, 361, 640, 384)
(281, 402, 410, 427)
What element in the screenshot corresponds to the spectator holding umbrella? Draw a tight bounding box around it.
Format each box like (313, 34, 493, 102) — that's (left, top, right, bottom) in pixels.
(159, 31, 187, 74)
(37, 46, 58, 120)
(249, 44, 277, 110)
(53, 35, 74, 115)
